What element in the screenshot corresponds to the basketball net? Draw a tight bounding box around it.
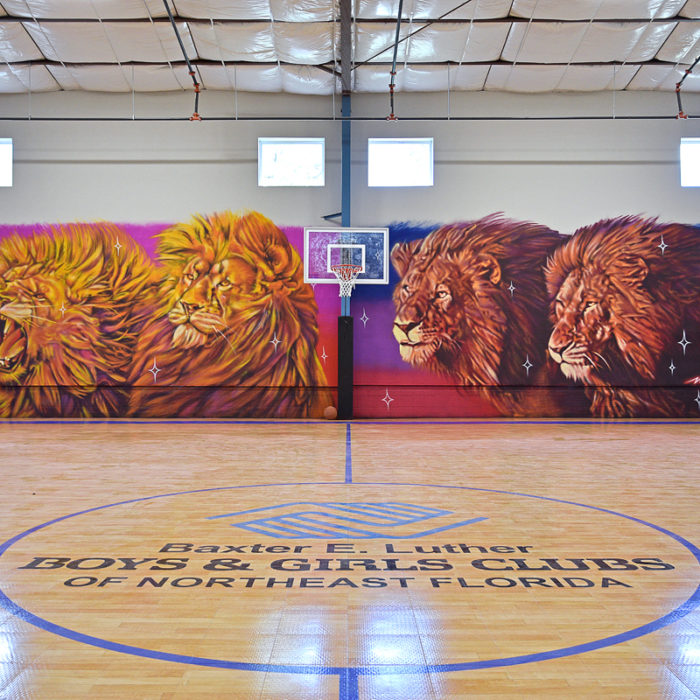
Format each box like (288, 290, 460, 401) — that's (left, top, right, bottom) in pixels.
(330, 263, 362, 298)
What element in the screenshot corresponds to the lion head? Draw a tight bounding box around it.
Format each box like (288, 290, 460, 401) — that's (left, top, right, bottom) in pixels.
(545, 216, 700, 416)
(391, 215, 562, 414)
(0, 223, 158, 417)
(128, 211, 329, 418)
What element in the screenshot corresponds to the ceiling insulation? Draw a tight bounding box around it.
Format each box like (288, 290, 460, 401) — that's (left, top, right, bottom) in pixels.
(0, 0, 696, 96)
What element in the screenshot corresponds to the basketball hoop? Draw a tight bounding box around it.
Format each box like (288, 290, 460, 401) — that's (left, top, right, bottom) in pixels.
(330, 263, 362, 297)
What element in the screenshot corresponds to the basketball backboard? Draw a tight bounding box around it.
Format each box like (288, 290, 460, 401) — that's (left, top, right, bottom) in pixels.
(303, 227, 389, 285)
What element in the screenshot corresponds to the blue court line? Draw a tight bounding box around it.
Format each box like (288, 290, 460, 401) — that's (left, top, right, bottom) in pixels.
(0, 482, 349, 554)
(214, 509, 489, 539)
(287, 511, 422, 527)
(234, 522, 325, 538)
(0, 409, 698, 700)
(360, 503, 438, 514)
(0, 481, 697, 699)
(244, 516, 355, 538)
(346, 419, 700, 426)
(277, 515, 490, 540)
(0, 418, 697, 426)
(395, 516, 489, 538)
(208, 502, 441, 523)
(0, 419, 333, 425)
(312, 503, 430, 520)
(340, 668, 359, 700)
(345, 423, 352, 483)
(210, 502, 405, 522)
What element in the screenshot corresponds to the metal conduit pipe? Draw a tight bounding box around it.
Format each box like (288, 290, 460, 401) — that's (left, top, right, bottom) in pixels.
(0, 115, 696, 122)
(676, 53, 700, 119)
(162, 0, 202, 120)
(387, 0, 405, 121)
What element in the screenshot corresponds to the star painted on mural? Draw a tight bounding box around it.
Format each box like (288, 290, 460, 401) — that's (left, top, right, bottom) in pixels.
(695, 391, 700, 411)
(669, 360, 676, 375)
(522, 355, 533, 376)
(270, 332, 281, 352)
(658, 235, 668, 255)
(382, 388, 394, 410)
(678, 330, 691, 355)
(321, 346, 328, 364)
(507, 281, 516, 296)
(59, 303, 66, 317)
(148, 358, 161, 383)
(113, 238, 122, 256)
(360, 307, 369, 328)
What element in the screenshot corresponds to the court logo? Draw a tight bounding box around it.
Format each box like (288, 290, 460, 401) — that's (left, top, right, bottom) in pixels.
(1, 482, 697, 685)
(207, 501, 488, 539)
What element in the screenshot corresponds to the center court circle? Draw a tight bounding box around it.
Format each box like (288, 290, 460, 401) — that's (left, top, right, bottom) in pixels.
(0, 481, 698, 677)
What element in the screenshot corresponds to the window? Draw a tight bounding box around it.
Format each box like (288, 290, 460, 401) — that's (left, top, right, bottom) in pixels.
(0, 139, 12, 187)
(258, 137, 325, 187)
(680, 138, 700, 187)
(368, 137, 433, 187)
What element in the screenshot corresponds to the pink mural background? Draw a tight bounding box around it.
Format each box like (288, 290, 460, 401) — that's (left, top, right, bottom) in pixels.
(0, 213, 698, 419)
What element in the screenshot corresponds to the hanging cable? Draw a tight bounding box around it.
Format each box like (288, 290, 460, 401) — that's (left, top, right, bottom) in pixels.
(387, 0, 405, 120)
(161, 0, 202, 120)
(676, 53, 700, 119)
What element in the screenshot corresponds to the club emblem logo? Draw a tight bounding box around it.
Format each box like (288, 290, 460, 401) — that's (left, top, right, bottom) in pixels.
(208, 502, 487, 539)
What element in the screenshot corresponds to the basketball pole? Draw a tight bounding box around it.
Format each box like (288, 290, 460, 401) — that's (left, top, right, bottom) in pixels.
(338, 73, 353, 419)
(337, 312, 353, 420)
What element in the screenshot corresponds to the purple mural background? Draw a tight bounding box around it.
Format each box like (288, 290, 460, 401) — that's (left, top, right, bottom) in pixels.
(0, 212, 698, 418)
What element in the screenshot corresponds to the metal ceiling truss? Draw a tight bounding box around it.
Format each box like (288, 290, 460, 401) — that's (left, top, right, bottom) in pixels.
(0, 0, 697, 120)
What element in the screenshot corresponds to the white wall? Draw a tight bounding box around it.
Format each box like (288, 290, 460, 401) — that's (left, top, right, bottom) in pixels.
(353, 116, 700, 233)
(0, 89, 697, 233)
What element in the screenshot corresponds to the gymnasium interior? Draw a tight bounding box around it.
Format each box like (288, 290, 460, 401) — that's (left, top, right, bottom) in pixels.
(0, 1, 698, 698)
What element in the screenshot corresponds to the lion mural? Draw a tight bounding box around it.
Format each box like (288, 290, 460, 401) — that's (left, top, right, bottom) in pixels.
(545, 216, 700, 417)
(0, 223, 159, 417)
(391, 215, 563, 415)
(128, 210, 330, 418)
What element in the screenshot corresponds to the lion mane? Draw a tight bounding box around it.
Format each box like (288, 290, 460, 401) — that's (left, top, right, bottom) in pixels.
(128, 210, 330, 418)
(391, 215, 563, 415)
(0, 223, 158, 417)
(545, 216, 700, 417)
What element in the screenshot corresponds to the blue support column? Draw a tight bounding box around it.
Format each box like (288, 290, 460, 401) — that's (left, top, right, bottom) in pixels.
(341, 94, 351, 228)
(338, 0, 353, 418)
(341, 93, 352, 317)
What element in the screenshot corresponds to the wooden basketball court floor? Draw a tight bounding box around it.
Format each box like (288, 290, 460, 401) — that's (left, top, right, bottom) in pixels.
(0, 418, 697, 699)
